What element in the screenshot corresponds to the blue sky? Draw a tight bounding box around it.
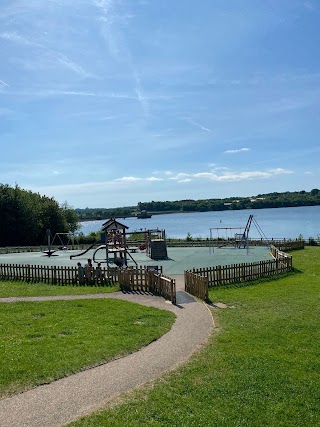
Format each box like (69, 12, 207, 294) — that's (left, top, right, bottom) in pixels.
(1, 0, 319, 208)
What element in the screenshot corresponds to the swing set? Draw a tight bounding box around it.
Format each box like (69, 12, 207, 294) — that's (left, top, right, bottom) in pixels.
(209, 227, 244, 254)
(209, 215, 270, 255)
(51, 232, 80, 250)
(43, 230, 80, 256)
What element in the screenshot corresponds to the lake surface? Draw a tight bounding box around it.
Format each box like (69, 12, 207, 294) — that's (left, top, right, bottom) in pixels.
(79, 206, 320, 240)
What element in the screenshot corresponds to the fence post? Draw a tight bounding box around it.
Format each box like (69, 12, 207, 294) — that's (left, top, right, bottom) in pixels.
(52, 266, 57, 285)
(27, 264, 31, 282)
(170, 279, 175, 304)
(217, 265, 222, 285)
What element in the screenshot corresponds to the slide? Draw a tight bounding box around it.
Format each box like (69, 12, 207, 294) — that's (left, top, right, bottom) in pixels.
(69, 241, 100, 259)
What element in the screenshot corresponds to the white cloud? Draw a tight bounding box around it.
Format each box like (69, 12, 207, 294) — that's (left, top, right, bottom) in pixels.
(177, 179, 192, 183)
(94, 0, 114, 15)
(185, 118, 212, 132)
(115, 176, 163, 182)
(0, 79, 9, 87)
(0, 31, 33, 46)
(224, 148, 251, 154)
(169, 168, 293, 182)
(146, 177, 163, 181)
(0, 31, 93, 78)
(115, 176, 142, 182)
(169, 173, 190, 181)
(25, 167, 295, 207)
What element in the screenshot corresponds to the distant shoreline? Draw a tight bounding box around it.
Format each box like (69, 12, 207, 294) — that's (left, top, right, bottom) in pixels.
(78, 204, 320, 223)
(78, 211, 182, 222)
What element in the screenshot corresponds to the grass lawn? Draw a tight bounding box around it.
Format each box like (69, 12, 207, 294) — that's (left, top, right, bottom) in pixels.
(69, 247, 320, 427)
(0, 299, 175, 398)
(0, 280, 119, 297)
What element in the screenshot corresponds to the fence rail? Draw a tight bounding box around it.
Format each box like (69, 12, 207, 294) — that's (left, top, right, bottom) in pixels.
(185, 245, 293, 299)
(185, 271, 208, 300)
(191, 257, 292, 288)
(0, 263, 120, 286)
(0, 262, 176, 302)
(0, 245, 87, 255)
(0, 239, 308, 254)
(270, 241, 304, 252)
(166, 238, 308, 248)
(0, 263, 160, 284)
(119, 268, 176, 304)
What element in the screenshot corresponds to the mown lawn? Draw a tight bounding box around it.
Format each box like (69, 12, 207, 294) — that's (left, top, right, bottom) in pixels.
(69, 247, 320, 427)
(0, 280, 119, 297)
(0, 299, 175, 398)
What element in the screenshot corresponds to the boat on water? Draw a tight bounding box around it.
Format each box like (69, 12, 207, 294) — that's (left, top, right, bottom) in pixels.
(136, 210, 152, 219)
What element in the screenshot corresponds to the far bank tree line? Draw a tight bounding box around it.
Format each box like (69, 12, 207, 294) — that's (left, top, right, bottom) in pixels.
(0, 184, 79, 246)
(76, 189, 320, 220)
(2, 184, 319, 246)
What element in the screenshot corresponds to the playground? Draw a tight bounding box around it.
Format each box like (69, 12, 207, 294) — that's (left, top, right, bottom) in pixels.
(0, 215, 273, 275)
(0, 245, 272, 275)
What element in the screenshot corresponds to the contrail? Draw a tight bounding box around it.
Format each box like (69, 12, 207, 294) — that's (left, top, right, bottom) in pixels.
(0, 79, 9, 87)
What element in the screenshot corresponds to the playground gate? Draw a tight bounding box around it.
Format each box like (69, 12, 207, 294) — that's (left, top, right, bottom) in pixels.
(185, 271, 208, 300)
(119, 268, 176, 304)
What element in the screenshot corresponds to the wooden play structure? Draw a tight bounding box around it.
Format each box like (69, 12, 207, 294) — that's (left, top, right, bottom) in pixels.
(100, 219, 168, 263)
(90, 218, 134, 266)
(95, 219, 168, 265)
(70, 218, 168, 265)
(133, 228, 168, 260)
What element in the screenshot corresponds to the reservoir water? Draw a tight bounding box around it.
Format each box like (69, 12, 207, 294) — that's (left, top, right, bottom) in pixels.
(79, 205, 320, 240)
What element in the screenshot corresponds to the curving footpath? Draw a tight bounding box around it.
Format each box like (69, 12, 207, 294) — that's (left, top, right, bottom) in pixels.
(0, 288, 213, 427)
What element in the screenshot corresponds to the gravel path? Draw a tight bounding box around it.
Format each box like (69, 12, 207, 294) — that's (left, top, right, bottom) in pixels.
(0, 289, 213, 427)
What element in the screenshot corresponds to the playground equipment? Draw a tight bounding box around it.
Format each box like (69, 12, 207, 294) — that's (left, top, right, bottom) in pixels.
(70, 218, 138, 266)
(209, 227, 244, 250)
(43, 231, 80, 257)
(43, 229, 57, 257)
(209, 214, 270, 254)
(70, 241, 100, 259)
(69, 218, 168, 265)
(234, 215, 253, 248)
(128, 228, 168, 260)
(51, 232, 79, 250)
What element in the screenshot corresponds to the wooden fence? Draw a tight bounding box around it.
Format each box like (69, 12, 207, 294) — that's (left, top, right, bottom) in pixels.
(270, 241, 304, 253)
(0, 239, 307, 255)
(119, 268, 176, 304)
(191, 258, 292, 288)
(185, 271, 208, 300)
(0, 263, 120, 286)
(185, 249, 293, 299)
(0, 245, 86, 255)
(166, 238, 307, 248)
(0, 262, 176, 301)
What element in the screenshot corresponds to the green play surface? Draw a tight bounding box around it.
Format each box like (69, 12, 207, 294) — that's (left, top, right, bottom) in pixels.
(0, 246, 272, 275)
